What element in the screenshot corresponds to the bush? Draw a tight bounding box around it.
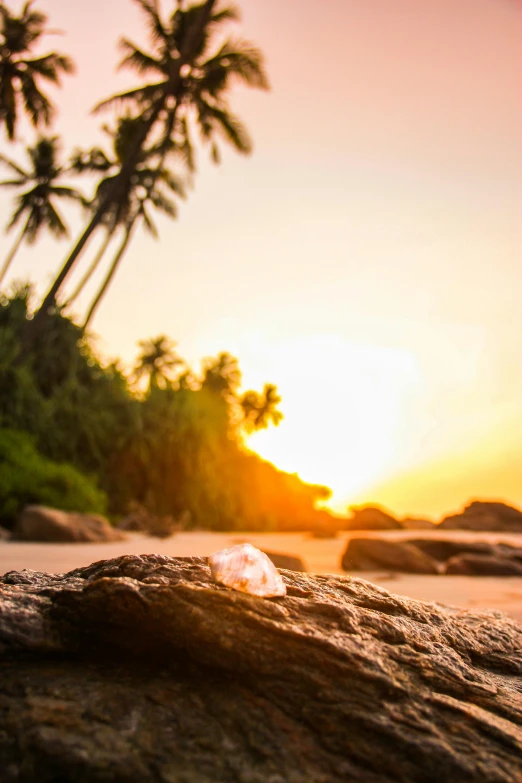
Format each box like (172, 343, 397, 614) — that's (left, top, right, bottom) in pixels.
(0, 428, 107, 526)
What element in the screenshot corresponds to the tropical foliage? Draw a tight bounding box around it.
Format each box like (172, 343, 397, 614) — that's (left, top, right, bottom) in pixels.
(0, 288, 331, 530)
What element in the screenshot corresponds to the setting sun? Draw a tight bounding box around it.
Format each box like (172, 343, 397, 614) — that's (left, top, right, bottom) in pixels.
(245, 334, 418, 508)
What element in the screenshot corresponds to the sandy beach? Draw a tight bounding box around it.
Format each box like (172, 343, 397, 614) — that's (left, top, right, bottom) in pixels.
(1, 528, 521, 624)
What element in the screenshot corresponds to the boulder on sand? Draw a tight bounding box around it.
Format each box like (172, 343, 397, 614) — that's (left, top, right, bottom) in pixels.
(341, 538, 439, 574)
(346, 505, 402, 530)
(440, 500, 522, 532)
(12, 505, 126, 543)
(401, 517, 435, 530)
(0, 554, 520, 783)
(406, 539, 500, 563)
(445, 553, 522, 576)
(262, 551, 306, 572)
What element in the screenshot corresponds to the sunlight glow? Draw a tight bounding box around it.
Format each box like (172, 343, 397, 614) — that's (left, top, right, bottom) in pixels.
(244, 334, 420, 512)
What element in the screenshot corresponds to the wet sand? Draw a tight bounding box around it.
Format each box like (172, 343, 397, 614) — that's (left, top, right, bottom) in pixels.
(1, 529, 521, 624)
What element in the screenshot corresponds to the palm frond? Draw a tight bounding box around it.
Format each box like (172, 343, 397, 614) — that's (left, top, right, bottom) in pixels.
(0, 178, 26, 187)
(200, 38, 269, 91)
(6, 198, 28, 232)
(49, 185, 87, 205)
(131, 0, 169, 48)
(93, 81, 167, 113)
(40, 200, 68, 240)
(23, 53, 75, 82)
(70, 147, 113, 173)
(197, 101, 252, 154)
(148, 190, 177, 219)
(19, 72, 54, 127)
(139, 202, 159, 238)
(118, 38, 164, 76)
(0, 154, 29, 179)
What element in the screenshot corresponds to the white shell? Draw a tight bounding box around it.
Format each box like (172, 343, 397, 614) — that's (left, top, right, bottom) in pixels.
(208, 543, 287, 598)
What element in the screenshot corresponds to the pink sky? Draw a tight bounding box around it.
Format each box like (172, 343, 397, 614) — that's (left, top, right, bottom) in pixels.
(1, 0, 521, 517)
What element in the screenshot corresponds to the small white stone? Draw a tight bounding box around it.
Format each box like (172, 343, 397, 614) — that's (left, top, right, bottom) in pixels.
(208, 543, 287, 598)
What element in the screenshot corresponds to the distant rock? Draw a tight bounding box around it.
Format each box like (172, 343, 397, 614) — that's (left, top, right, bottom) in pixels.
(346, 506, 403, 530)
(440, 500, 522, 532)
(263, 551, 306, 572)
(1, 554, 521, 782)
(13, 505, 126, 543)
(407, 539, 500, 563)
(341, 538, 439, 574)
(445, 553, 522, 576)
(401, 517, 435, 530)
(0, 526, 10, 541)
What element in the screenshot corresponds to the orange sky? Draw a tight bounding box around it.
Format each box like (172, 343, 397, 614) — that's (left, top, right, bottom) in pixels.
(1, 0, 521, 518)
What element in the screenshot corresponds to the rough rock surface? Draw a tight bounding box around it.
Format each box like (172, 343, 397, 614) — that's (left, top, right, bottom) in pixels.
(445, 554, 522, 576)
(440, 501, 522, 532)
(12, 505, 126, 543)
(346, 506, 403, 530)
(263, 550, 306, 572)
(1, 555, 521, 783)
(342, 538, 440, 574)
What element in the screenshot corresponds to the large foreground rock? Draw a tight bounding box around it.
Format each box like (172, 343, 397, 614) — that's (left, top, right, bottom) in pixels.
(3, 556, 519, 782)
(440, 500, 522, 532)
(342, 538, 440, 574)
(12, 505, 126, 543)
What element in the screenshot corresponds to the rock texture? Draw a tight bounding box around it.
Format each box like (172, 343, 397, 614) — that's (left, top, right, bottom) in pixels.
(12, 505, 126, 543)
(346, 506, 403, 530)
(445, 554, 522, 576)
(440, 501, 522, 532)
(3, 558, 519, 783)
(341, 538, 440, 574)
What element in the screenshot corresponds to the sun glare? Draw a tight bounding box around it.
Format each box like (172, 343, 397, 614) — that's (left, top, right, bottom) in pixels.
(243, 334, 419, 512)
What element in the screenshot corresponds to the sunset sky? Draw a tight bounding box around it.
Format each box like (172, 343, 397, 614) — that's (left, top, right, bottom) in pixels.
(1, 0, 521, 518)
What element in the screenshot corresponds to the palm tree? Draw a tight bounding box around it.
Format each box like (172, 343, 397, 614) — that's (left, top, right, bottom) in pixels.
(32, 0, 267, 329)
(0, 1, 74, 141)
(83, 161, 185, 328)
(0, 135, 85, 286)
(133, 334, 184, 391)
(67, 114, 185, 310)
(241, 384, 283, 433)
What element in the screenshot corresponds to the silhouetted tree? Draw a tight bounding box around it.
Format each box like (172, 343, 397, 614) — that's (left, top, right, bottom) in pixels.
(133, 334, 184, 391)
(0, 136, 85, 285)
(0, 1, 73, 140)
(30, 0, 267, 339)
(67, 115, 185, 320)
(241, 384, 283, 433)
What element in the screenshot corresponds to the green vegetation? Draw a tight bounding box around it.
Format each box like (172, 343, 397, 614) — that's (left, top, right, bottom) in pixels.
(0, 429, 107, 524)
(0, 287, 331, 529)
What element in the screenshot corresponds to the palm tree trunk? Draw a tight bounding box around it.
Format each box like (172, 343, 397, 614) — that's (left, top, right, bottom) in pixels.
(65, 229, 113, 307)
(0, 218, 29, 287)
(34, 0, 217, 315)
(83, 219, 139, 330)
(20, 0, 218, 358)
